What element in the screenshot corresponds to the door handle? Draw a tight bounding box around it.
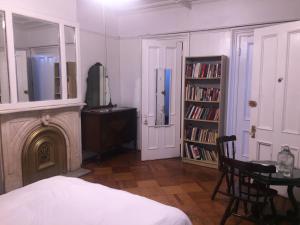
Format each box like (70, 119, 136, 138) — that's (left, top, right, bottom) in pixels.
(250, 125, 256, 138)
(249, 100, 257, 108)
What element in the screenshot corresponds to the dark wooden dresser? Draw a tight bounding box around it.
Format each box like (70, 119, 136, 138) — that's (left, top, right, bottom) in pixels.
(81, 107, 137, 156)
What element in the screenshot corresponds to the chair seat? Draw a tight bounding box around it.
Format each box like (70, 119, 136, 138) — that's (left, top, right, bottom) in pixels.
(231, 182, 277, 203)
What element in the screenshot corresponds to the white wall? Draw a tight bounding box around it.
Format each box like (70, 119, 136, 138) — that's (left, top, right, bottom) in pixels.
(119, 0, 300, 37)
(77, 0, 120, 104)
(0, 0, 77, 22)
(118, 0, 300, 149)
(1, 0, 121, 104)
(119, 38, 142, 147)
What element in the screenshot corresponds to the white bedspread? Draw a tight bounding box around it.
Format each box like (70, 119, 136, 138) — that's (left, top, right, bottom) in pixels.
(0, 176, 192, 225)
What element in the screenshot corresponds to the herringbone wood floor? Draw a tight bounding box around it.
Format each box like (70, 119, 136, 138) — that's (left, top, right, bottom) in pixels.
(82, 150, 290, 225)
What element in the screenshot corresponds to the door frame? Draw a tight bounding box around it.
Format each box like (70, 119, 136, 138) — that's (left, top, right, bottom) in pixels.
(226, 26, 272, 159)
(141, 34, 190, 159)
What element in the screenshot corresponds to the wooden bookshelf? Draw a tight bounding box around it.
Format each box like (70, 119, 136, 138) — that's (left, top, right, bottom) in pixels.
(181, 55, 227, 169)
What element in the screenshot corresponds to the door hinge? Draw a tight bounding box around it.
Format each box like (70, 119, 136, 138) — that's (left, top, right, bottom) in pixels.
(250, 125, 256, 138)
(238, 47, 241, 56)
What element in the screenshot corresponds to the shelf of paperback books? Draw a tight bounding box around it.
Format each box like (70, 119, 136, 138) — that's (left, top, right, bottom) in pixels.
(182, 55, 227, 169)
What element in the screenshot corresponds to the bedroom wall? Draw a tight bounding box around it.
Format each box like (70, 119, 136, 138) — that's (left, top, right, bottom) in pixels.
(118, 0, 300, 149)
(118, 0, 300, 37)
(0, 0, 77, 22)
(0, 0, 121, 104)
(77, 0, 121, 104)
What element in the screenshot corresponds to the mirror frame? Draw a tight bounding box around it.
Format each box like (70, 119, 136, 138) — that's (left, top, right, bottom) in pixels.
(0, 6, 82, 113)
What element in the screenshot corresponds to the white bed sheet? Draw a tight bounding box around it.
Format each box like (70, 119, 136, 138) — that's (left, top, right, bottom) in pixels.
(0, 176, 192, 225)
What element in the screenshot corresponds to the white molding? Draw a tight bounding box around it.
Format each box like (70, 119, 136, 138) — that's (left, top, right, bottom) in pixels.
(118, 0, 224, 14)
(75, 25, 82, 101)
(5, 11, 17, 103)
(0, 6, 82, 111)
(60, 24, 68, 99)
(0, 101, 85, 114)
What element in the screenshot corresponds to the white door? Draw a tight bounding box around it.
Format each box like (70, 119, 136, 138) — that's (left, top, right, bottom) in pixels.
(250, 21, 300, 168)
(234, 33, 254, 160)
(141, 39, 183, 160)
(15, 50, 29, 102)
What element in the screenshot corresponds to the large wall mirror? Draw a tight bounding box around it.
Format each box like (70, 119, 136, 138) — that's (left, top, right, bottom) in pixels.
(85, 63, 111, 108)
(13, 14, 62, 102)
(155, 68, 171, 126)
(0, 11, 10, 104)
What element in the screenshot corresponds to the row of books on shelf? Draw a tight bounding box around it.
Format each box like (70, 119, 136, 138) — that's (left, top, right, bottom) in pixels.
(185, 85, 220, 102)
(184, 143, 218, 161)
(185, 105, 220, 121)
(185, 63, 221, 79)
(185, 127, 218, 144)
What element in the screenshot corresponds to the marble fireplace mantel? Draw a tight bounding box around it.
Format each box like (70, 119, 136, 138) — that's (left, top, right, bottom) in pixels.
(0, 105, 83, 193)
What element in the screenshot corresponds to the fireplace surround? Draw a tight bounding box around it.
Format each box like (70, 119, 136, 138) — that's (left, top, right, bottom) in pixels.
(0, 105, 82, 193)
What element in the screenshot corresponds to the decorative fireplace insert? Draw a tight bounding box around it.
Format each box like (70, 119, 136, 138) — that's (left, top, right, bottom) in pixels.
(22, 126, 67, 185)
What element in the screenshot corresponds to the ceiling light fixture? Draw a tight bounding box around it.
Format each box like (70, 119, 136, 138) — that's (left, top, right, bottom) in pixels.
(97, 0, 140, 8)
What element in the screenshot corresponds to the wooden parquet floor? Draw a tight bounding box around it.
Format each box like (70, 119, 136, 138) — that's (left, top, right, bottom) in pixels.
(82, 150, 290, 225)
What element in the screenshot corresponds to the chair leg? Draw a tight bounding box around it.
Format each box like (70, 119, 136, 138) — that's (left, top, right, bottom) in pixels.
(270, 198, 277, 216)
(211, 171, 226, 200)
(243, 201, 248, 215)
(233, 199, 240, 214)
(220, 198, 235, 225)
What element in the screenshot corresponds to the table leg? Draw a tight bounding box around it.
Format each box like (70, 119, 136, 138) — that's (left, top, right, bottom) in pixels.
(287, 185, 299, 225)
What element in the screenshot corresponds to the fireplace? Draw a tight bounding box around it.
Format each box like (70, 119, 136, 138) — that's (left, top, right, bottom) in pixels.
(0, 106, 83, 193)
(22, 126, 67, 185)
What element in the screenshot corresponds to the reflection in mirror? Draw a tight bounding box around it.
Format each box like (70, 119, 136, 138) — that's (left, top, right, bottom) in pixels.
(0, 11, 10, 103)
(99, 64, 111, 105)
(155, 68, 171, 126)
(65, 26, 77, 99)
(13, 14, 61, 102)
(85, 63, 112, 108)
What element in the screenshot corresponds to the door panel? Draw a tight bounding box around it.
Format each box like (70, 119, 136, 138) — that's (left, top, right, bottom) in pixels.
(281, 31, 300, 134)
(249, 26, 281, 161)
(257, 141, 273, 161)
(142, 39, 182, 160)
(15, 50, 29, 102)
(257, 35, 278, 131)
(250, 21, 300, 169)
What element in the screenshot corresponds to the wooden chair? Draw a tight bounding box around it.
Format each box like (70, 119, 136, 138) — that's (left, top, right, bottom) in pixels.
(211, 135, 237, 200)
(219, 158, 278, 225)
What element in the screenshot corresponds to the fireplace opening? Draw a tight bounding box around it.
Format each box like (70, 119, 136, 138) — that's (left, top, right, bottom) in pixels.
(22, 126, 67, 185)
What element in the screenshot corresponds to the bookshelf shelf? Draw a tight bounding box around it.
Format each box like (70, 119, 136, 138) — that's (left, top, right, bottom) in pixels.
(185, 100, 220, 104)
(182, 55, 227, 169)
(185, 77, 221, 81)
(184, 118, 219, 123)
(182, 158, 218, 169)
(184, 139, 216, 146)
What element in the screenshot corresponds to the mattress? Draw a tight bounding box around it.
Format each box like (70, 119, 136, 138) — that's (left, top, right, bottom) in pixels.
(0, 176, 192, 225)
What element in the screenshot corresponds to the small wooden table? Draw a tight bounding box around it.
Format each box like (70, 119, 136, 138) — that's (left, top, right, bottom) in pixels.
(252, 160, 300, 225)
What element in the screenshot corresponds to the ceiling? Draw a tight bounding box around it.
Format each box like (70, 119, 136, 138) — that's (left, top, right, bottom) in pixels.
(118, 0, 197, 11)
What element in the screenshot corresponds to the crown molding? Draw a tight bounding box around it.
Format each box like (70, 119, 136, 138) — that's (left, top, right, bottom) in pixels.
(117, 0, 225, 15)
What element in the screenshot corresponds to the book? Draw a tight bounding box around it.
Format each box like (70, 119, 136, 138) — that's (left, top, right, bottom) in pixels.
(185, 143, 191, 158)
(191, 145, 201, 159)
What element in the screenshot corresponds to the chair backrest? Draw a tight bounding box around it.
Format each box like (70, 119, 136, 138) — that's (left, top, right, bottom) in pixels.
(223, 157, 276, 204)
(216, 135, 237, 170)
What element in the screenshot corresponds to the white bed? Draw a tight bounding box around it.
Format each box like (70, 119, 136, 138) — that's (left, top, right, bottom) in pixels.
(0, 176, 192, 225)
